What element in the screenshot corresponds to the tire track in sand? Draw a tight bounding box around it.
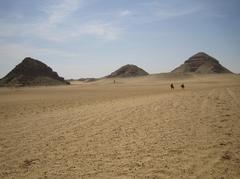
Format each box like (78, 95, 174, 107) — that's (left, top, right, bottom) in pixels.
(195, 88, 240, 179)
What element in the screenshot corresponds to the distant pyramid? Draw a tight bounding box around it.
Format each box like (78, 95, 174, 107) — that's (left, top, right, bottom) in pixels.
(172, 52, 232, 73)
(0, 57, 69, 86)
(107, 64, 149, 78)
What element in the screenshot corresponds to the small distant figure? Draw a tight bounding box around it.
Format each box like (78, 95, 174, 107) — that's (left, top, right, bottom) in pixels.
(170, 83, 174, 90)
(181, 83, 185, 89)
(114, 80, 116, 84)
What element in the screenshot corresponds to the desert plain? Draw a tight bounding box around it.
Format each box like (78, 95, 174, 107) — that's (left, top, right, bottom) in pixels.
(0, 73, 240, 179)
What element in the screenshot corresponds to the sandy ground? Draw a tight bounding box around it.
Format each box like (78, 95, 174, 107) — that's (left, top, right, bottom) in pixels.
(0, 73, 240, 179)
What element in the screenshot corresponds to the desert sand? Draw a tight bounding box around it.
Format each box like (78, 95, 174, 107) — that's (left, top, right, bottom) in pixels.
(0, 73, 240, 179)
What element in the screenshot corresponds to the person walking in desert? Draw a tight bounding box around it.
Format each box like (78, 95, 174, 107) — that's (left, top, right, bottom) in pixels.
(181, 83, 185, 89)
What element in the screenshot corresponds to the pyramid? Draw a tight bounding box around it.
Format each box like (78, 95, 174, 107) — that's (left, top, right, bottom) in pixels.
(107, 64, 149, 78)
(172, 52, 232, 73)
(0, 57, 69, 86)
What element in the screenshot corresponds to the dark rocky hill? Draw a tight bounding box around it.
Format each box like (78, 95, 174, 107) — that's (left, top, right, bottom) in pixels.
(107, 64, 149, 78)
(172, 52, 232, 73)
(0, 57, 69, 86)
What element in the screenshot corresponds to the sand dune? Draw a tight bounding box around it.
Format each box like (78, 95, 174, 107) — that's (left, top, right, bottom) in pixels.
(0, 74, 240, 178)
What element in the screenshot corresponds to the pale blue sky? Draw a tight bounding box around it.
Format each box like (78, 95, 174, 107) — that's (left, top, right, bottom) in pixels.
(0, 0, 239, 78)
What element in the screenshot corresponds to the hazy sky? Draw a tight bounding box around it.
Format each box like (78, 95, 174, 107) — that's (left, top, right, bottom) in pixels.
(0, 0, 239, 78)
